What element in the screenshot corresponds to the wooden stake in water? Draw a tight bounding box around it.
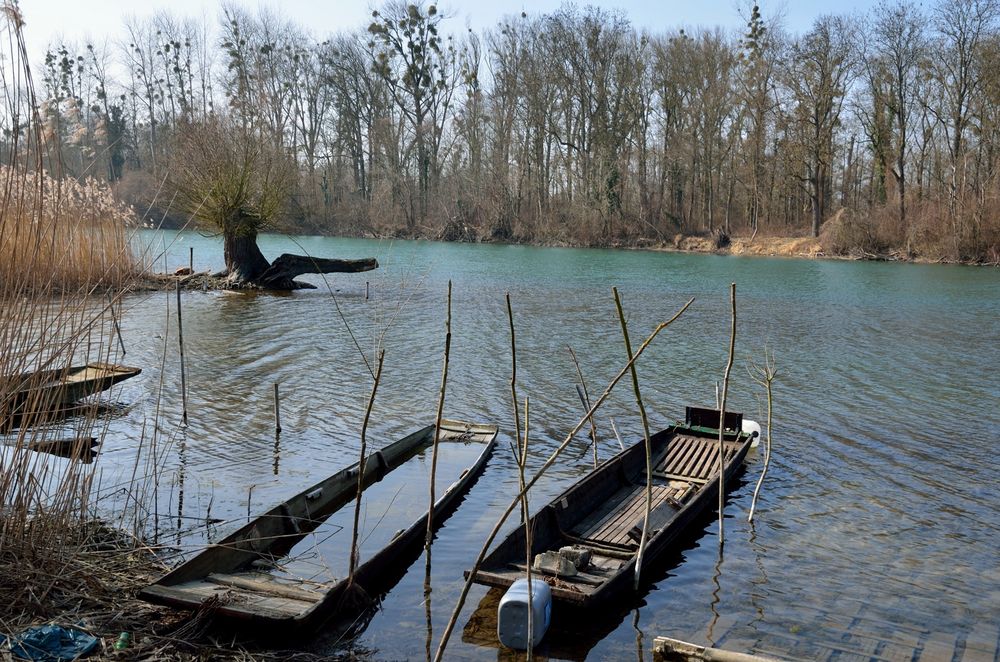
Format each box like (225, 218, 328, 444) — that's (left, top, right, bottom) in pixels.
(426, 281, 452, 551)
(189, 246, 193, 273)
(273, 383, 282, 436)
(107, 291, 126, 356)
(717, 283, 737, 548)
(747, 349, 776, 523)
(366, 281, 370, 300)
(349, 349, 385, 582)
(176, 281, 188, 425)
(613, 287, 654, 590)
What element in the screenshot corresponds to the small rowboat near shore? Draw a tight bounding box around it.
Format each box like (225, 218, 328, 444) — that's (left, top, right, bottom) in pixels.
(1, 362, 141, 426)
(469, 407, 756, 607)
(141, 419, 498, 630)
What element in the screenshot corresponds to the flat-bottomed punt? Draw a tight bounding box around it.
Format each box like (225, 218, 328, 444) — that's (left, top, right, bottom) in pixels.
(141, 419, 498, 630)
(1, 362, 141, 424)
(470, 407, 755, 607)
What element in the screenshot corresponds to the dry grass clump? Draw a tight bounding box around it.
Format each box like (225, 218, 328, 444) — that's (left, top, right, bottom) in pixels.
(819, 207, 894, 257)
(0, 519, 361, 660)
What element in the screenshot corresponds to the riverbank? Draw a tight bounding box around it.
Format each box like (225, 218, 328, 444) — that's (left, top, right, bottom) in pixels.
(665, 234, 825, 260)
(0, 519, 360, 660)
(656, 232, 997, 265)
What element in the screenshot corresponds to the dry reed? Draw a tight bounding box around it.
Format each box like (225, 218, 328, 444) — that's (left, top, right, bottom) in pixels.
(0, 8, 227, 659)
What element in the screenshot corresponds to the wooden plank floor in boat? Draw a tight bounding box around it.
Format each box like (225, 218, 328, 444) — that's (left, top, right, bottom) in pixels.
(571, 435, 742, 549)
(654, 434, 741, 483)
(157, 572, 327, 619)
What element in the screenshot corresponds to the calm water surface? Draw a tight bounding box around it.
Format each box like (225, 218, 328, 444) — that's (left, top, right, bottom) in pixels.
(93, 231, 1000, 659)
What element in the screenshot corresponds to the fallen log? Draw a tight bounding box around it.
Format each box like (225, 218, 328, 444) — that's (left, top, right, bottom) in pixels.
(256, 254, 379, 290)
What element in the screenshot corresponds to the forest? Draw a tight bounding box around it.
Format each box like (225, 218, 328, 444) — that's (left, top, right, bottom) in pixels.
(20, 0, 1000, 262)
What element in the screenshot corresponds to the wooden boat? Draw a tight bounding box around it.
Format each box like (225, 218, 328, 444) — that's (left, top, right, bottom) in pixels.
(1, 362, 141, 424)
(140, 419, 498, 630)
(26, 436, 99, 463)
(470, 407, 756, 607)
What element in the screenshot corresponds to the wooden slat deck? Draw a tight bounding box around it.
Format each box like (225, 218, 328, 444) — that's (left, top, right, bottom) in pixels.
(573, 483, 688, 548)
(656, 434, 740, 482)
(152, 579, 318, 619)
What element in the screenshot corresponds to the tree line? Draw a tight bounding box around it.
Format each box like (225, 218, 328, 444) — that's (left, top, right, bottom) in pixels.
(18, 0, 1000, 261)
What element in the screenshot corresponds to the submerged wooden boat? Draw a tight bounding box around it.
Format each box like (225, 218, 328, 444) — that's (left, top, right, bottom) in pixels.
(470, 407, 756, 607)
(1, 362, 141, 424)
(141, 419, 498, 630)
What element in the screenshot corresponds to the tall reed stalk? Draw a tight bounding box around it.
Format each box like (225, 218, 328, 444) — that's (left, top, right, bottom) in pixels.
(349, 349, 385, 582)
(506, 294, 534, 659)
(425, 281, 452, 549)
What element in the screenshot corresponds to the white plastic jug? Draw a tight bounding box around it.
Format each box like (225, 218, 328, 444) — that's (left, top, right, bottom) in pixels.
(497, 578, 552, 650)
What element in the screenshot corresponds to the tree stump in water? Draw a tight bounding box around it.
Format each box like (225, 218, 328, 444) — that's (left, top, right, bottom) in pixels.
(256, 254, 379, 290)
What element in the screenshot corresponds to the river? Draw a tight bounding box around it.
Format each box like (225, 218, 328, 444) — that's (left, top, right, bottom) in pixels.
(92, 230, 1000, 660)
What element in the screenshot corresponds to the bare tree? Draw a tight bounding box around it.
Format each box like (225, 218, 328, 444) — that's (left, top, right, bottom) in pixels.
(870, 0, 928, 235)
(786, 15, 856, 236)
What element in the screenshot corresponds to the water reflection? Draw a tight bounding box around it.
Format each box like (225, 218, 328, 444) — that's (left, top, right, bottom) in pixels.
(631, 609, 644, 662)
(424, 549, 434, 662)
(706, 549, 724, 646)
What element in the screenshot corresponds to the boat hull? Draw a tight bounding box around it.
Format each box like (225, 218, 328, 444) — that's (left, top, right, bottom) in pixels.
(2, 362, 141, 426)
(141, 419, 498, 631)
(470, 408, 754, 607)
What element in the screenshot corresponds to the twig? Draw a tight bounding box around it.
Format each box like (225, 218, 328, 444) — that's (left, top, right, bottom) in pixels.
(425, 281, 452, 550)
(522, 396, 534, 659)
(568, 346, 599, 468)
(609, 417, 625, 451)
(433, 297, 694, 662)
(747, 349, 776, 523)
(349, 349, 385, 582)
(612, 287, 654, 590)
(717, 283, 737, 548)
(507, 293, 522, 451)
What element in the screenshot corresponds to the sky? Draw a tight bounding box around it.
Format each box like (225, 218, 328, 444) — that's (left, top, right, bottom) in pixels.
(18, 0, 878, 65)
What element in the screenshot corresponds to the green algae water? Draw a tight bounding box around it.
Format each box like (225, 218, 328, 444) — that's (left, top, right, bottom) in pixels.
(100, 231, 999, 659)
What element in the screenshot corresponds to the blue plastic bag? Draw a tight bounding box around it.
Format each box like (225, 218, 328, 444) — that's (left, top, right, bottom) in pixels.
(0, 624, 99, 661)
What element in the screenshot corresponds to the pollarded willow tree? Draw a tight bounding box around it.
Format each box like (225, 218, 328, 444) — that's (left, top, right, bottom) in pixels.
(167, 115, 377, 289)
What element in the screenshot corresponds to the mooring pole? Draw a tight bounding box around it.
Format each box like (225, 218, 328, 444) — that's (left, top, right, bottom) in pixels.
(366, 281, 370, 300)
(176, 281, 188, 425)
(273, 383, 282, 436)
(189, 246, 193, 273)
